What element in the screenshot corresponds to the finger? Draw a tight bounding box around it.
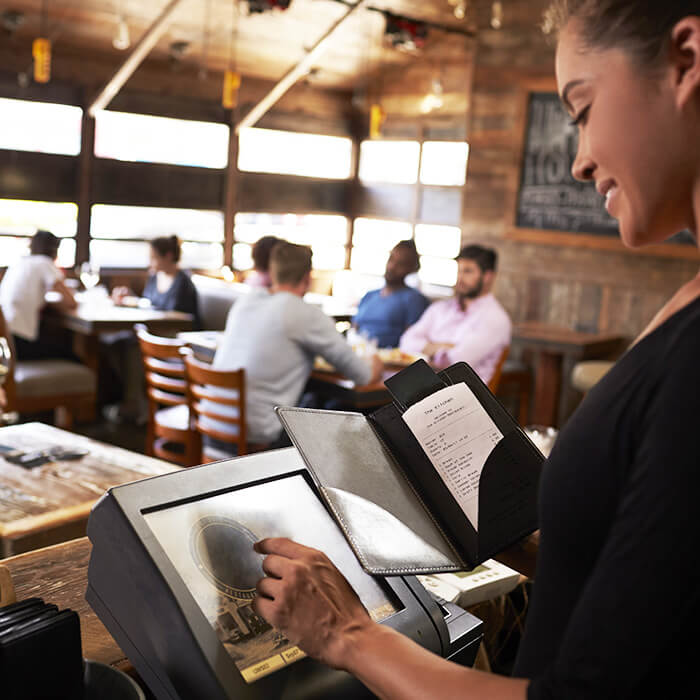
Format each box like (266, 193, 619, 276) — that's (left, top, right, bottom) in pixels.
(256, 576, 282, 600)
(254, 537, 319, 559)
(262, 554, 290, 579)
(252, 594, 277, 625)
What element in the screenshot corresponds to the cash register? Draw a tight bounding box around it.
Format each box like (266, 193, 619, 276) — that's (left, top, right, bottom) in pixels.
(86, 448, 483, 700)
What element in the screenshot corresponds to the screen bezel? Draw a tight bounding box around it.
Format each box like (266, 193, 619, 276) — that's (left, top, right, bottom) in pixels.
(107, 448, 437, 696)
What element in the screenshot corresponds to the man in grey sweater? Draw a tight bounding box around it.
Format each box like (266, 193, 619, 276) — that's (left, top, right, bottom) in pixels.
(213, 242, 383, 447)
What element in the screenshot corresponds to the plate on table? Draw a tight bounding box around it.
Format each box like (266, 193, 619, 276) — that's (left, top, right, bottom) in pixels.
(377, 349, 424, 367)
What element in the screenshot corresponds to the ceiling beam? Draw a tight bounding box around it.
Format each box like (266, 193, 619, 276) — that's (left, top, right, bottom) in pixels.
(235, 0, 369, 134)
(88, 0, 185, 117)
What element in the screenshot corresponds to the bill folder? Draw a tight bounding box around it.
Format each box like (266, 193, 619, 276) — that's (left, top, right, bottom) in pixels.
(275, 360, 544, 575)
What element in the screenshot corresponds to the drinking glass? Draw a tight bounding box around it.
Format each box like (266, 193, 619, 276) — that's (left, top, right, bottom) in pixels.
(80, 261, 101, 291)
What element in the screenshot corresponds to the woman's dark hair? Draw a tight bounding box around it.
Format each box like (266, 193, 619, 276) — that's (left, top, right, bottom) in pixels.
(252, 235, 281, 272)
(30, 229, 60, 259)
(543, 1, 693, 68)
(457, 244, 498, 273)
(150, 235, 181, 263)
(393, 239, 421, 272)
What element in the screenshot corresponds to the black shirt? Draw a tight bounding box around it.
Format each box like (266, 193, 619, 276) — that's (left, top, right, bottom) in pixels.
(143, 270, 201, 330)
(515, 296, 700, 698)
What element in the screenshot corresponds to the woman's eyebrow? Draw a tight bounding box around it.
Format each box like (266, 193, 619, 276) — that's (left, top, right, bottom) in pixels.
(560, 79, 585, 113)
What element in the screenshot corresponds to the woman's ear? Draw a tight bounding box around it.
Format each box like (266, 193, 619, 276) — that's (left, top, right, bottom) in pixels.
(670, 16, 700, 110)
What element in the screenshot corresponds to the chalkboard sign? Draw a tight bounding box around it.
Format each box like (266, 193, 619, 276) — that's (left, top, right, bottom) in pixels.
(516, 92, 619, 236)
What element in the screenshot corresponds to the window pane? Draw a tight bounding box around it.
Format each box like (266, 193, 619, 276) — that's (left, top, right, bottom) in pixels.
(359, 141, 420, 184)
(90, 240, 150, 268)
(420, 142, 469, 186)
(0, 199, 78, 237)
(233, 213, 348, 271)
(180, 242, 223, 269)
(352, 218, 412, 251)
(418, 256, 458, 287)
(0, 98, 82, 156)
(414, 224, 461, 258)
(233, 243, 253, 271)
(90, 205, 224, 242)
(94, 111, 229, 168)
(238, 128, 352, 179)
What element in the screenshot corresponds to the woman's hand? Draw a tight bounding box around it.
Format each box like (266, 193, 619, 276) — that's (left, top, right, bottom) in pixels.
(253, 538, 375, 670)
(111, 286, 130, 305)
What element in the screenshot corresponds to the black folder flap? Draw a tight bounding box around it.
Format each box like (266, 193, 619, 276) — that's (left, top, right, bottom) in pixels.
(372, 361, 543, 566)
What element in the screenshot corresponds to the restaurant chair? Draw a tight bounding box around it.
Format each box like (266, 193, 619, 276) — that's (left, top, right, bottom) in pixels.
(0, 309, 96, 430)
(571, 360, 613, 394)
(183, 353, 248, 463)
(135, 324, 199, 467)
(496, 359, 532, 427)
(487, 346, 510, 394)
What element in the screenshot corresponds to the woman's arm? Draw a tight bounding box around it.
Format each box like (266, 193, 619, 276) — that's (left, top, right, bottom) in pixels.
(253, 537, 528, 700)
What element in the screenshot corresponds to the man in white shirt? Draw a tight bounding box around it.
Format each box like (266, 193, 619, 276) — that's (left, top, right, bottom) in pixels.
(0, 230, 77, 360)
(213, 242, 383, 447)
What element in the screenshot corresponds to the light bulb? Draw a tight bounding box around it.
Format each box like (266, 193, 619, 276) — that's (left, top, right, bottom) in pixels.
(113, 17, 130, 50)
(454, 1, 466, 19)
(490, 1, 503, 29)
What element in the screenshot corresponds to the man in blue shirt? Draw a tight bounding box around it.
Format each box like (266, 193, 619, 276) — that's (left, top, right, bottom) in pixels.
(353, 240, 430, 348)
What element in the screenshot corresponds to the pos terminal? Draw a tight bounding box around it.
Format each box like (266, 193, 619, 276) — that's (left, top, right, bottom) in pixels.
(86, 448, 483, 700)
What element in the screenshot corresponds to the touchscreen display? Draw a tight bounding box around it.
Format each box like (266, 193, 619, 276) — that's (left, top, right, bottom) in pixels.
(145, 474, 399, 683)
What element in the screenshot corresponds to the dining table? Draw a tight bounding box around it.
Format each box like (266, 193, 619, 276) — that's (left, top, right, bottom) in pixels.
(512, 322, 627, 428)
(176, 330, 423, 412)
(43, 292, 194, 374)
(0, 422, 178, 557)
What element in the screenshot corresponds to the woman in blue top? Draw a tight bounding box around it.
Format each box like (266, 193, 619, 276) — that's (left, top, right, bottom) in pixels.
(250, 2, 700, 697)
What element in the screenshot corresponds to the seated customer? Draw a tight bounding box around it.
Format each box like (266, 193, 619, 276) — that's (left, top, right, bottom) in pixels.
(400, 244, 511, 384)
(245, 235, 281, 289)
(212, 242, 383, 448)
(0, 230, 77, 360)
(105, 236, 200, 423)
(113, 235, 200, 328)
(353, 240, 429, 348)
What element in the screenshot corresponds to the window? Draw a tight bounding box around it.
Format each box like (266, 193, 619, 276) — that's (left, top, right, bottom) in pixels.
(0, 199, 77, 268)
(358, 141, 421, 184)
(238, 128, 352, 179)
(350, 218, 412, 276)
(419, 142, 469, 186)
(90, 204, 224, 269)
(414, 224, 460, 286)
(94, 111, 229, 168)
(233, 213, 347, 271)
(0, 98, 82, 156)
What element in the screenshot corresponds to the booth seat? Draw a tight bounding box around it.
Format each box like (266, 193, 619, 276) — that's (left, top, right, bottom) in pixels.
(191, 275, 252, 331)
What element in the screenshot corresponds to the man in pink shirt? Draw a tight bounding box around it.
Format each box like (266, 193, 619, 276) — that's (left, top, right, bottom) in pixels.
(399, 244, 511, 384)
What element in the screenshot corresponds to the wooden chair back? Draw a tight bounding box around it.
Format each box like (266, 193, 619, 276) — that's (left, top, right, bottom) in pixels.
(487, 346, 510, 395)
(184, 353, 247, 461)
(135, 324, 198, 466)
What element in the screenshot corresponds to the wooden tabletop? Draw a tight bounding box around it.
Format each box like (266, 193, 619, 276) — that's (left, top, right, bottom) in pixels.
(50, 303, 193, 335)
(0, 537, 127, 669)
(513, 322, 627, 353)
(0, 423, 177, 556)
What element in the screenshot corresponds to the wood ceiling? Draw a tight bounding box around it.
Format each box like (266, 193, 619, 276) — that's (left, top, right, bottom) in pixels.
(1, 0, 490, 91)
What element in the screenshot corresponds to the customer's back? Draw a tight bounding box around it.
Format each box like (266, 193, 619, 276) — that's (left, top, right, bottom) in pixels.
(213, 243, 374, 445)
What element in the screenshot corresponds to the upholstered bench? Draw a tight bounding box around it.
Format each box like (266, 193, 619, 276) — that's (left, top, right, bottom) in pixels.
(8, 359, 97, 429)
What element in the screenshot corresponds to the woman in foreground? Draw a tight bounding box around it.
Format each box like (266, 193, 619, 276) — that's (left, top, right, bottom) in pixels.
(253, 2, 700, 697)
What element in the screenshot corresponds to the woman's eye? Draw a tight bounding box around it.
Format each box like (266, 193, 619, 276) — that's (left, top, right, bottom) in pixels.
(569, 105, 590, 127)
